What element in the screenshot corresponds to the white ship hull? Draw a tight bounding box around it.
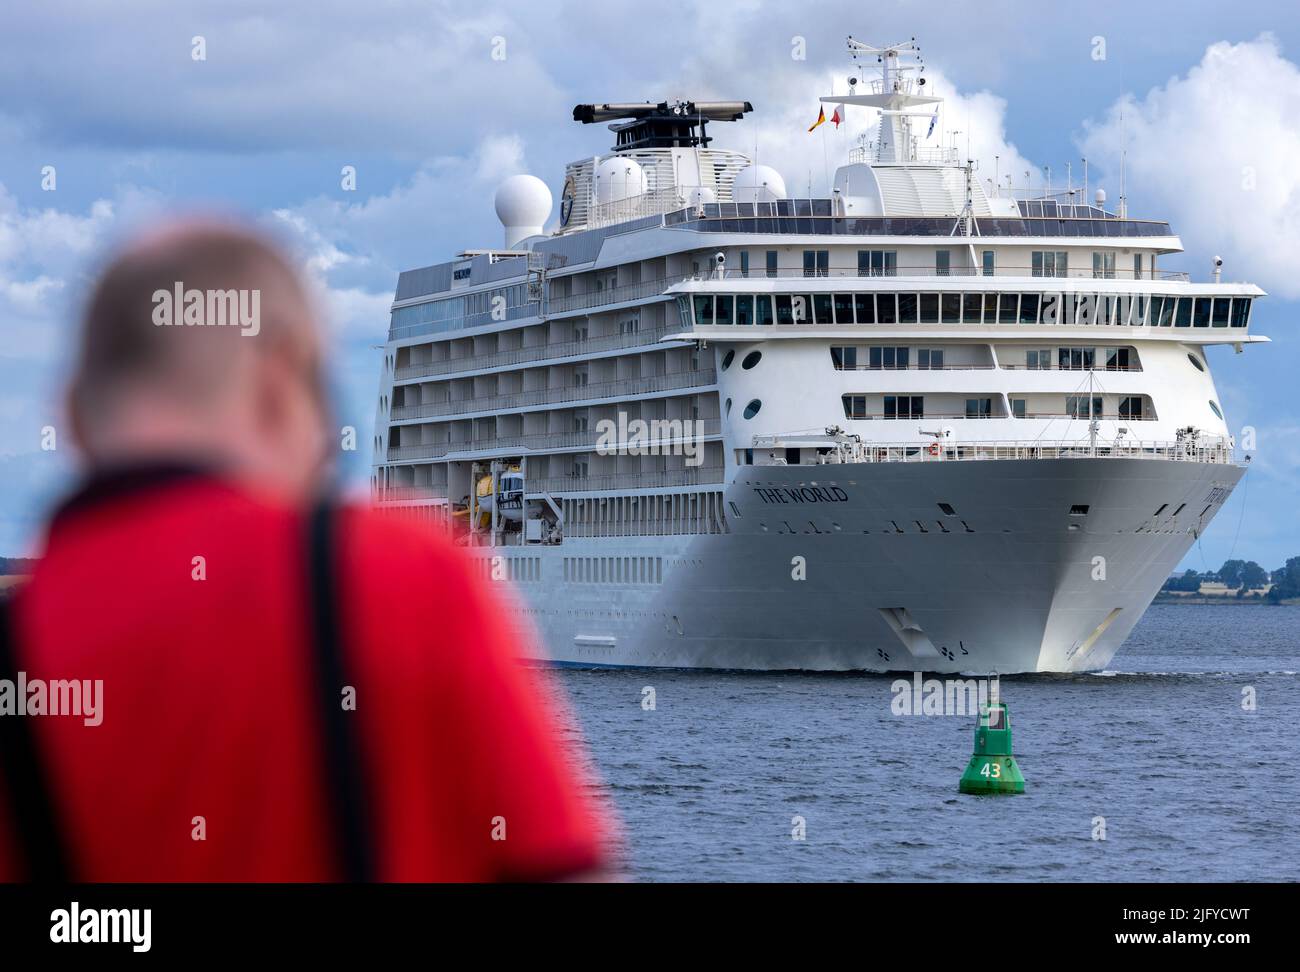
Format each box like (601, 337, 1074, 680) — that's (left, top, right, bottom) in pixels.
(477, 457, 1243, 673)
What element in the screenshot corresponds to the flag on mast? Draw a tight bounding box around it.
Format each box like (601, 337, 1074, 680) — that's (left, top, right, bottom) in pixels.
(807, 106, 826, 132)
(831, 104, 845, 128)
(927, 109, 938, 138)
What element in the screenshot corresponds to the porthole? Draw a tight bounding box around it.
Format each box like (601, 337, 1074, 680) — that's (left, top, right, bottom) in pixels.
(743, 399, 762, 419)
(725, 397, 732, 416)
(1187, 353, 1205, 372)
(742, 350, 762, 370)
(721, 350, 735, 370)
(1209, 400, 1223, 420)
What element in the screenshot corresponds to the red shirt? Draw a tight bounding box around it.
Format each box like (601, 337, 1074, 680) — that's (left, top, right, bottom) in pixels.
(0, 471, 611, 881)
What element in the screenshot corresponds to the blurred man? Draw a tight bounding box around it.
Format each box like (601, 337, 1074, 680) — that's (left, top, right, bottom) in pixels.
(0, 219, 612, 881)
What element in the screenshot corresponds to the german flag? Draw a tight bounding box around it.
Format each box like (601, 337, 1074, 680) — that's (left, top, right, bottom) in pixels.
(807, 106, 826, 132)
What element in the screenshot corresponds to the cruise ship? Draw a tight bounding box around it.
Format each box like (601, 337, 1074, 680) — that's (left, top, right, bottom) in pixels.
(371, 37, 1264, 673)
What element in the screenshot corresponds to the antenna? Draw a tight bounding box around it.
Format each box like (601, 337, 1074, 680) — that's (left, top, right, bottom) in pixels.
(1118, 108, 1128, 217)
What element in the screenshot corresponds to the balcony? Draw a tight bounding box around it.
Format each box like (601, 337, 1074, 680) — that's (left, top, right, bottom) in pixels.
(545, 276, 676, 315)
(526, 466, 726, 494)
(390, 368, 717, 421)
(372, 484, 448, 502)
(387, 418, 723, 462)
(394, 325, 680, 381)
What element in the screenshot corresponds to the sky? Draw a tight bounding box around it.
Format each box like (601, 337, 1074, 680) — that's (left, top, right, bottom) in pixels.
(1, 0, 1299, 571)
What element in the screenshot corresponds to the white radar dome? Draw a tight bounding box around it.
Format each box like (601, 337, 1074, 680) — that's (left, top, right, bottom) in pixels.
(594, 157, 648, 205)
(494, 174, 553, 248)
(686, 186, 716, 207)
(733, 164, 787, 203)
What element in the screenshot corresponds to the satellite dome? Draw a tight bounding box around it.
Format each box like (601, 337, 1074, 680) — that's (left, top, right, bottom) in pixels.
(733, 164, 787, 203)
(594, 157, 647, 205)
(494, 174, 553, 248)
(686, 186, 716, 208)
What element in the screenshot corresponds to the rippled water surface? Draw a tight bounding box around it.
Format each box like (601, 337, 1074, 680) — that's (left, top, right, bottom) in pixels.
(557, 605, 1300, 881)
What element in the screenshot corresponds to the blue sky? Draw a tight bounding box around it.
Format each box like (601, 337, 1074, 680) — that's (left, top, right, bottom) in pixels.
(2, 0, 1298, 570)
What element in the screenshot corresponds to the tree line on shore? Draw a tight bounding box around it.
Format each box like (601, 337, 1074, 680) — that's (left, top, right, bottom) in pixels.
(1162, 557, 1300, 603)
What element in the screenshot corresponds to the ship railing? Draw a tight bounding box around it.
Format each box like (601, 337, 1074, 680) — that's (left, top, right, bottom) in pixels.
(387, 418, 724, 462)
(686, 267, 1192, 282)
(999, 363, 1143, 372)
(750, 435, 1235, 465)
(526, 466, 726, 494)
(372, 484, 449, 502)
(394, 325, 683, 381)
(545, 275, 678, 315)
(389, 367, 718, 421)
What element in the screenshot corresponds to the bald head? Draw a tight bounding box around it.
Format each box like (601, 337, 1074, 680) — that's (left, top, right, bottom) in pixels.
(69, 218, 333, 500)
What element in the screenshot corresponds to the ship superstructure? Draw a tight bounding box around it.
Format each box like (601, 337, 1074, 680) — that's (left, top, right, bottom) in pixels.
(372, 37, 1264, 673)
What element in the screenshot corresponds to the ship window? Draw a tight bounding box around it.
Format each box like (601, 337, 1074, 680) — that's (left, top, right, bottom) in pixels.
(1159, 296, 1176, 327)
(1174, 297, 1193, 327)
(803, 250, 829, 277)
(833, 292, 855, 323)
(1187, 352, 1204, 372)
(884, 395, 923, 419)
(725, 397, 732, 416)
(941, 293, 961, 323)
(693, 295, 714, 325)
(1208, 400, 1223, 419)
(962, 293, 982, 323)
(1148, 295, 1164, 326)
(965, 398, 993, 418)
(1011, 398, 1027, 417)
(983, 293, 998, 322)
(1066, 395, 1103, 418)
(1019, 293, 1040, 324)
(714, 295, 734, 325)
(876, 294, 897, 324)
(1230, 297, 1251, 327)
(1153, 504, 1168, 516)
(842, 395, 868, 419)
(743, 399, 762, 419)
(1193, 297, 1212, 327)
(998, 294, 1019, 323)
(1212, 297, 1230, 327)
(735, 295, 753, 326)
(813, 294, 834, 324)
(721, 349, 735, 370)
(919, 293, 939, 323)
(794, 295, 812, 323)
(742, 351, 762, 370)
(897, 293, 918, 324)
(936, 250, 951, 276)
(1119, 396, 1144, 419)
(917, 348, 943, 369)
(755, 295, 774, 325)
(766, 251, 778, 278)
(1070, 505, 1090, 516)
(855, 293, 875, 323)
(1172, 503, 1186, 516)
(982, 250, 995, 276)
(938, 503, 957, 516)
(830, 346, 857, 369)
(774, 295, 794, 325)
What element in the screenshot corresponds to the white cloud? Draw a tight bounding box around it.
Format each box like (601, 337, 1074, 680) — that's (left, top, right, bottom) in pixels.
(1081, 34, 1300, 296)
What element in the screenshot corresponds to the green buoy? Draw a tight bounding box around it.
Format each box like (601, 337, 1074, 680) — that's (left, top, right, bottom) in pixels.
(959, 701, 1025, 795)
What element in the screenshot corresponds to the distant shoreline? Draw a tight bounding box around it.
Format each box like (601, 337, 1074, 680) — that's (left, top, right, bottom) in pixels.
(1153, 593, 1298, 606)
